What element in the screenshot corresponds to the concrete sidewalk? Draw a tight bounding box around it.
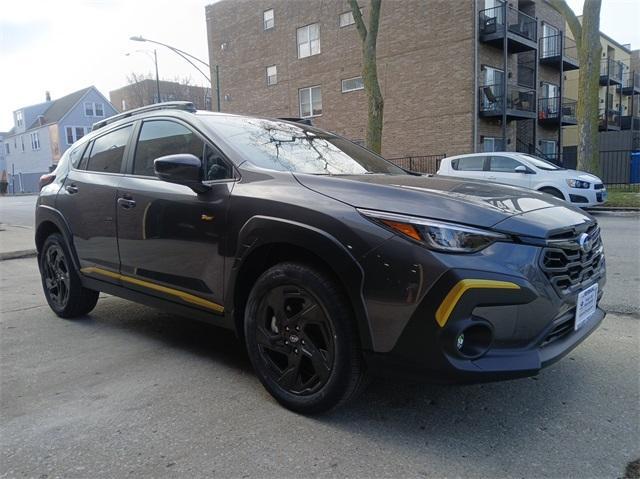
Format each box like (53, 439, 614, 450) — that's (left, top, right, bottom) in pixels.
(0, 224, 36, 261)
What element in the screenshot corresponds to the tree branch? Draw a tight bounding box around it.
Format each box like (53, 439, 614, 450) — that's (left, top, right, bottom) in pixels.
(349, 0, 367, 41)
(548, 0, 582, 50)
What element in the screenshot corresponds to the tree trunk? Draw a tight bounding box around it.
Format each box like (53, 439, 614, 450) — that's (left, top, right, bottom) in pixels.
(350, 0, 384, 154)
(549, 0, 602, 173)
(576, 0, 602, 174)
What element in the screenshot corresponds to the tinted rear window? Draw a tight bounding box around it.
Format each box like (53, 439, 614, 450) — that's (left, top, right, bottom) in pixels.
(86, 125, 132, 174)
(454, 156, 485, 171)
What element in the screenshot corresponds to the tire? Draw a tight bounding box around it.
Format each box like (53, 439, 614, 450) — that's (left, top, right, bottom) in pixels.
(244, 262, 366, 414)
(39, 233, 99, 318)
(539, 187, 565, 200)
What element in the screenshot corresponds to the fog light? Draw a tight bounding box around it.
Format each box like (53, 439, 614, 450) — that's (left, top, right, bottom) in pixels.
(456, 333, 465, 351)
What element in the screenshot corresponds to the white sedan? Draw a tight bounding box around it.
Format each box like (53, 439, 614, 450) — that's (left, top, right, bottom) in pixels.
(437, 152, 607, 208)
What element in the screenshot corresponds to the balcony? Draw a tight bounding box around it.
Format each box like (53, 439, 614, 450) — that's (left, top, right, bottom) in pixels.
(479, 4, 538, 53)
(600, 58, 624, 86)
(479, 83, 537, 120)
(539, 34, 579, 71)
(621, 71, 640, 95)
(538, 97, 577, 126)
(621, 116, 640, 131)
(599, 108, 621, 130)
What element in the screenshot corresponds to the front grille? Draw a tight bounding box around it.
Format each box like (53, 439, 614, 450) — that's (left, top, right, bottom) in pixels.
(540, 224, 604, 296)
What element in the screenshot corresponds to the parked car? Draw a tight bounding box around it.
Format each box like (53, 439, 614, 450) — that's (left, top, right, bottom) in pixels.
(437, 152, 607, 208)
(36, 103, 606, 414)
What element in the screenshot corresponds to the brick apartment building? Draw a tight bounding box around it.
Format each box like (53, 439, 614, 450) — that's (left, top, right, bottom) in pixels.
(206, 0, 576, 161)
(109, 79, 212, 113)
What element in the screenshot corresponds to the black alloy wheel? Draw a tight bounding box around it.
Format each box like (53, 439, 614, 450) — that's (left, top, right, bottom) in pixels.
(245, 262, 366, 414)
(42, 243, 71, 310)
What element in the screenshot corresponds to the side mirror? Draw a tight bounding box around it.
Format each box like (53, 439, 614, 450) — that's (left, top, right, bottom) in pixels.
(154, 154, 210, 194)
(514, 165, 527, 173)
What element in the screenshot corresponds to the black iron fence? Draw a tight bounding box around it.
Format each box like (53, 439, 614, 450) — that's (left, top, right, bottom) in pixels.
(387, 154, 446, 174)
(599, 150, 640, 191)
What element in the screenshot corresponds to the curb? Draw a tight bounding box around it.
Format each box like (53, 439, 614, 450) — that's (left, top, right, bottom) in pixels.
(0, 249, 37, 261)
(587, 207, 640, 212)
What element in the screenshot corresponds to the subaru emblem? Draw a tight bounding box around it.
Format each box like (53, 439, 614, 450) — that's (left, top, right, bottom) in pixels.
(578, 233, 592, 253)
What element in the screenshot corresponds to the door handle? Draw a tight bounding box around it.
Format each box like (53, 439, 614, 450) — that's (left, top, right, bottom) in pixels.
(117, 198, 136, 209)
(65, 184, 78, 194)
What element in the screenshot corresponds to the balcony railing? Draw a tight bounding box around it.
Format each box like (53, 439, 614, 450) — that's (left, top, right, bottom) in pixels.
(538, 97, 577, 124)
(479, 4, 537, 43)
(480, 83, 536, 115)
(600, 58, 624, 83)
(599, 108, 621, 129)
(539, 34, 578, 64)
(622, 71, 640, 93)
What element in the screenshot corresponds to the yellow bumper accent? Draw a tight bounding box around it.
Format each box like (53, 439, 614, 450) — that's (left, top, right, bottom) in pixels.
(81, 267, 224, 314)
(435, 279, 520, 328)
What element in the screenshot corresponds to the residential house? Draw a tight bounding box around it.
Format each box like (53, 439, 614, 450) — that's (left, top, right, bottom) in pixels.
(205, 0, 577, 165)
(2, 86, 117, 193)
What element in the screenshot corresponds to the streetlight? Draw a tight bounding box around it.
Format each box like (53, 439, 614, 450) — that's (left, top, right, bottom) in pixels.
(125, 49, 161, 103)
(129, 35, 220, 111)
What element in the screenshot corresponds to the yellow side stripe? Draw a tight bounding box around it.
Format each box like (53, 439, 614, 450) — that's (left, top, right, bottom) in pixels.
(435, 279, 520, 328)
(81, 267, 224, 314)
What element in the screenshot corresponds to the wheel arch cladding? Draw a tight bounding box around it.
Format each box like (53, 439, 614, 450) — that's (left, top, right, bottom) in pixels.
(35, 206, 81, 271)
(227, 216, 373, 350)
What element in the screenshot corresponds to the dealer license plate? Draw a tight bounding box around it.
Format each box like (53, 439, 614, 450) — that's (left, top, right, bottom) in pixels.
(575, 283, 598, 331)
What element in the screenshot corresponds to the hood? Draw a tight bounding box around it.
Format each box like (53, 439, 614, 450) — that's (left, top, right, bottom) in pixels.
(294, 173, 594, 238)
(545, 168, 602, 183)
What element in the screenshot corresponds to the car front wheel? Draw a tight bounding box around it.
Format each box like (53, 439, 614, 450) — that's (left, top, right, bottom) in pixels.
(244, 262, 366, 414)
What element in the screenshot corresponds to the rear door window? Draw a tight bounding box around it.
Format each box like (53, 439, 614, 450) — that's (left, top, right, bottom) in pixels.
(455, 156, 487, 171)
(86, 125, 132, 174)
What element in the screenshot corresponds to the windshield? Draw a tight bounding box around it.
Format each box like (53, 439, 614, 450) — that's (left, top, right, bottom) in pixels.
(516, 154, 565, 171)
(202, 115, 406, 175)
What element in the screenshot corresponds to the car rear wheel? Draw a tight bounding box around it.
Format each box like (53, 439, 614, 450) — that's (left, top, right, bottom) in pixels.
(244, 262, 366, 414)
(39, 233, 99, 318)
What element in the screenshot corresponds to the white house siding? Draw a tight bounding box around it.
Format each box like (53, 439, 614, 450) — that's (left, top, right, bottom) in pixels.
(4, 126, 53, 193)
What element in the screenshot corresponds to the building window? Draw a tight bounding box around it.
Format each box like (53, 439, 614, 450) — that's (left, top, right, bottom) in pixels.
(5, 143, 10, 155)
(16, 111, 24, 128)
(84, 102, 104, 117)
(481, 137, 504, 152)
(299, 86, 322, 118)
(266, 65, 278, 86)
(263, 9, 274, 30)
(121, 99, 127, 110)
(66, 126, 90, 145)
(30, 132, 40, 150)
(539, 140, 557, 159)
(341, 76, 364, 93)
(339, 11, 355, 27)
(297, 23, 320, 59)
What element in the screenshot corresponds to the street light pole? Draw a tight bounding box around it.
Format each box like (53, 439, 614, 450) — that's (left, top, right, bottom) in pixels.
(129, 35, 219, 111)
(153, 49, 161, 102)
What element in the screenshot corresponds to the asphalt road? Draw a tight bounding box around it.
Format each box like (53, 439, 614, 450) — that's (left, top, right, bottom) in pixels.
(1, 221, 639, 477)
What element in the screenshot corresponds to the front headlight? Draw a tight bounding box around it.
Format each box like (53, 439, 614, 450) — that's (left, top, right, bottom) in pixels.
(358, 209, 508, 253)
(566, 179, 590, 189)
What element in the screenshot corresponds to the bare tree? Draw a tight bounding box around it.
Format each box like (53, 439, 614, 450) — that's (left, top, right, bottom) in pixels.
(350, 0, 384, 154)
(549, 0, 602, 173)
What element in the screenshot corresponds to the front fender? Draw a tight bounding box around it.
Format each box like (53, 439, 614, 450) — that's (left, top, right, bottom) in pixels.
(226, 215, 374, 350)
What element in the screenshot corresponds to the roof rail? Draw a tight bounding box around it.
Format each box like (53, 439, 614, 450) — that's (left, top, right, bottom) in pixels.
(92, 101, 197, 131)
(277, 117, 313, 126)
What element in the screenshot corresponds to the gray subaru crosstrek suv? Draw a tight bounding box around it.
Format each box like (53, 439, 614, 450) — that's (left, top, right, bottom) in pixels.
(35, 102, 606, 414)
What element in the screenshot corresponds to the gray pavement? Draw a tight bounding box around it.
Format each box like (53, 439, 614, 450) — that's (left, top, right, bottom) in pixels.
(1, 259, 639, 478)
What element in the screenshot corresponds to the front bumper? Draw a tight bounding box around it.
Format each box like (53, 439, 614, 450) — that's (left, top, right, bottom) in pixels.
(568, 187, 607, 207)
(359, 236, 606, 383)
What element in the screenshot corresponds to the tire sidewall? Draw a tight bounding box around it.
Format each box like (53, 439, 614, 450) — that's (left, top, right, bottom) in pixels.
(244, 263, 355, 413)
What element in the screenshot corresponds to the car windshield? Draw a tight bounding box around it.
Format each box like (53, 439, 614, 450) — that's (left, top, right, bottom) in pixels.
(516, 154, 565, 171)
(202, 115, 406, 175)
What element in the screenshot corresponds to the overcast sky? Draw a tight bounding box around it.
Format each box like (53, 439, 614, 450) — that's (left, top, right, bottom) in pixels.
(1, 0, 638, 129)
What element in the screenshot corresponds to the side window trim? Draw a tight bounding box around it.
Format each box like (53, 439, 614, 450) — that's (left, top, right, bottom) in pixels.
(128, 117, 239, 182)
